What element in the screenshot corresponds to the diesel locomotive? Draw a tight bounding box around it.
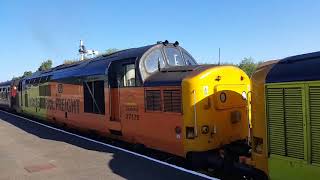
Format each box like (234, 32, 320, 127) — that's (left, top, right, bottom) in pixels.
(0, 41, 263, 179)
(251, 51, 320, 180)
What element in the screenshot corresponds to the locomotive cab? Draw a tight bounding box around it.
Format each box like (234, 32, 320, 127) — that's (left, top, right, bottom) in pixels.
(137, 42, 254, 176)
(139, 42, 197, 83)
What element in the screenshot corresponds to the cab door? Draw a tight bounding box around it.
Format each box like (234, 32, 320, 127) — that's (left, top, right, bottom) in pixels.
(108, 59, 137, 136)
(108, 70, 122, 135)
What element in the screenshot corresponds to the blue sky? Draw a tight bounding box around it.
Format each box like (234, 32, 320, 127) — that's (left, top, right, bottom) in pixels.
(0, 0, 320, 81)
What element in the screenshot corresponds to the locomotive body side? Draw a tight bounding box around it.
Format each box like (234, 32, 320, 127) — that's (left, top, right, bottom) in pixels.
(250, 60, 278, 175)
(251, 51, 320, 180)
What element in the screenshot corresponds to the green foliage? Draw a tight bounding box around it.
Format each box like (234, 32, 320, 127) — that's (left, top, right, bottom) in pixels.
(105, 48, 119, 55)
(22, 71, 33, 78)
(199, 61, 235, 65)
(38, 59, 53, 71)
(238, 57, 258, 77)
(199, 57, 262, 77)
(97, 48, 120, 57)
(64, 59, 79, 64)
(12, 71, 33, 80)
(220, 62, 235, 66)
(11, 76, 20, 81)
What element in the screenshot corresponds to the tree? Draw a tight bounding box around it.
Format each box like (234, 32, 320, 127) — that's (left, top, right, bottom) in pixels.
(38, 59, 53, 71)
(105, 48, 119, 55)
(97, 48, 120, 57)
(238, 57, 257, 77)
(219, 62, 235, 66)
(22, 71, 33, 78)
(64, 59, 79, 64)
(12, 76, 20, 81)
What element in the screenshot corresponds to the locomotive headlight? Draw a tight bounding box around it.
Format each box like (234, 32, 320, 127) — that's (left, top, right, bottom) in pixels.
(220, 92, 227, 103)
(242, 91, 247, 100)
(201, 125, 209, 134)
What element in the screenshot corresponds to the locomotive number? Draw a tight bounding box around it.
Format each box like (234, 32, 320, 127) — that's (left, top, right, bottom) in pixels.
(124, 103, 139, 120)
(126, 113, 139, 120)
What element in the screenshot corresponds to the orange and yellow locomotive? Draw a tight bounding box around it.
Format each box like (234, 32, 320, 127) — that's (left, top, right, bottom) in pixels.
(1, 41, 262, 178)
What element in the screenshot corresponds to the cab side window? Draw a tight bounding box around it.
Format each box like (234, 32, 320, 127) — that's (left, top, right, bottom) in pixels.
(123, 64, 136, 87)
(108, 59, 140, 88)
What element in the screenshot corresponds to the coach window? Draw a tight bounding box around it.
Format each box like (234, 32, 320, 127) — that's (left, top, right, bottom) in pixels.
(5, 88, 8, 98)
(144, 49, 165, 73)
(165, 47, 185, 66)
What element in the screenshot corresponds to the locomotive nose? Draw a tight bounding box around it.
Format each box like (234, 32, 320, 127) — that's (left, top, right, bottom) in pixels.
(181, 65, 250, 151)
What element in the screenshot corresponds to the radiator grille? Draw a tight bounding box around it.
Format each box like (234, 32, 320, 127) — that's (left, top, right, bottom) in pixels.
(266, 87, 304, 159)
(309, 87, 320, 164)
(284, 88, 304, 159)
(145, 90, 161, 111)
(267, 88, 285, 156)
(163, 90, 182, 113)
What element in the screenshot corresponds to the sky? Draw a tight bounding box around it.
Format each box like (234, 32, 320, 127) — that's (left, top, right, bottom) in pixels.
(0, 0, 320, 81)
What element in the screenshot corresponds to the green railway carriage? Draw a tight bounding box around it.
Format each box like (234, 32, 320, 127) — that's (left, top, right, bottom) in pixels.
(20, 72, 50, 120)
(251, 52, 320, 179)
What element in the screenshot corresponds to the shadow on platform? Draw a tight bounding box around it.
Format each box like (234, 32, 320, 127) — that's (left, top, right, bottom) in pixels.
(0, 111, 207, 180)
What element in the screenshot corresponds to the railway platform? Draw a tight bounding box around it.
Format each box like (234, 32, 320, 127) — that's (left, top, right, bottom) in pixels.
(0, 110, 217, 180)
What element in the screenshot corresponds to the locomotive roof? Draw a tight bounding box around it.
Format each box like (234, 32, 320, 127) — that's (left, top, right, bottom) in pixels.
(144, 65, 217, 86)
(266, 51, 320, 83)
(24, 44, 154, 81)
(0, 81, 12, 87)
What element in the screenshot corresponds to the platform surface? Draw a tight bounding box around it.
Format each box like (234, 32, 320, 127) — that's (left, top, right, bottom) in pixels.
(0, 110, 216, 180)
